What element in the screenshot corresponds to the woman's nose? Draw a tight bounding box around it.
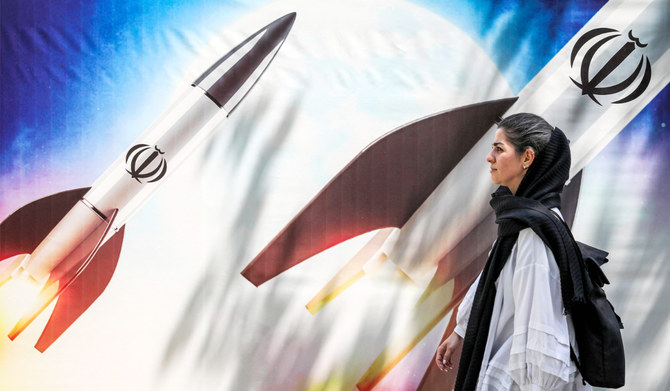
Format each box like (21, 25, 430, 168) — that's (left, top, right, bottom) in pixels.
(486, 151, 494, 163)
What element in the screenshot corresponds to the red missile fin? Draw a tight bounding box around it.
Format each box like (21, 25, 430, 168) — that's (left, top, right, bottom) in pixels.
(0, 188, 91, 262)
(34, 225, 124, 352)
(241, 97, 518, 286)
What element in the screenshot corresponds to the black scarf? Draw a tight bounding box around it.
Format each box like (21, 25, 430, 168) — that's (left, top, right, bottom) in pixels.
(454, 127, 586, 391)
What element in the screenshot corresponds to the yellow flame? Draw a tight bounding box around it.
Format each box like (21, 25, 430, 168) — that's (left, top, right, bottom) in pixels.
(0, 267, 45, 336)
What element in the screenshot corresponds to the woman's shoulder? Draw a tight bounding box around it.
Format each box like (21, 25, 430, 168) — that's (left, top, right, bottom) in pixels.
(516, 207, 563, 249)
(516, 227, 544, 247)
(514, 227, 557, 273)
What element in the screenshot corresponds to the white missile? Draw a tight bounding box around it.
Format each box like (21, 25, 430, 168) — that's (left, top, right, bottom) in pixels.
(0, 12, 296, 351)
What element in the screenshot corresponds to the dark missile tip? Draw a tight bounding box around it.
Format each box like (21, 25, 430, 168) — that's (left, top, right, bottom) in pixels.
(272, 12, 297, 37)
(280, 12, 297, 25)
(254, 12, 296, 53)
(193, 11, 297, 111)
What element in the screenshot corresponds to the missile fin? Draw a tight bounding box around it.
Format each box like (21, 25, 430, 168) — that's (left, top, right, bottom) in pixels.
(34, 225, 124, 352)
(560, 170, 582, 229)
(0, 188, 91, 262)
(241, 97, 518, 286)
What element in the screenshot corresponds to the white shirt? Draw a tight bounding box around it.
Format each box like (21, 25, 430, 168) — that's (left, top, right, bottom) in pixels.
(454, 224, 593, 391)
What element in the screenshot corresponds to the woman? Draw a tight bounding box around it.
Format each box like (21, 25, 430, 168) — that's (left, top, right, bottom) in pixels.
(435, 113, 591, 390)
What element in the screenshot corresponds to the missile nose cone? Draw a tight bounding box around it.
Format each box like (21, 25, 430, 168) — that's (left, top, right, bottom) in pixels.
(193, 12, 297, 114)
(276, 12, 297, 33)
(257, 11, 296, 44)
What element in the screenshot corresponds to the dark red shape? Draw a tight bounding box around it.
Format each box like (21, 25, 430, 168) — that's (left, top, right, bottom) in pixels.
(0, 188, 90, 260)
(35, 224, 124, 352)
(241, 97, 518, 286)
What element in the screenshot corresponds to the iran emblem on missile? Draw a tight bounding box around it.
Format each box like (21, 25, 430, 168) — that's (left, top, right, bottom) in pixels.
(125, 144, 168, 184)
(570, 28, 652, 105)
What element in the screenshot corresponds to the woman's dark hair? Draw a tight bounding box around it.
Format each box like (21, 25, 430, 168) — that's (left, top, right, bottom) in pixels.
(498, 113, 553, 155)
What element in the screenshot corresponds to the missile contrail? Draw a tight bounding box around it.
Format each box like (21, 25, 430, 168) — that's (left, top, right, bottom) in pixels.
(0, 12, 296, 352)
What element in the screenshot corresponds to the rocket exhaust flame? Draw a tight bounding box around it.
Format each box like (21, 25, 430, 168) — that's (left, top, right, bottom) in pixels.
(0, 261, 43, 335)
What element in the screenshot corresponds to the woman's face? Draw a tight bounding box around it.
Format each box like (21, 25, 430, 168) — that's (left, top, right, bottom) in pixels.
(486, 128, 527, 194)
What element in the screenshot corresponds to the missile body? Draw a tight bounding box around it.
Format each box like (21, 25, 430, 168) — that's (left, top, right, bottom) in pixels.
(0, 12, 295, 351)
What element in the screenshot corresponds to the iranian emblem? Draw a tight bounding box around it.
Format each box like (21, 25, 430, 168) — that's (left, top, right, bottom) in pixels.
(570, 28, 651, 105)
(125, 144, 168, 183)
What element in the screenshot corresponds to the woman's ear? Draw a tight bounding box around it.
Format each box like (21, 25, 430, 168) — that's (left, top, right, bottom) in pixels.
(523, 149, 535, 168)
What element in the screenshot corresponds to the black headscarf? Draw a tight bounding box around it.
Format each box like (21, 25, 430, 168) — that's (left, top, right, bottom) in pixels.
(454, 127, 586, 391)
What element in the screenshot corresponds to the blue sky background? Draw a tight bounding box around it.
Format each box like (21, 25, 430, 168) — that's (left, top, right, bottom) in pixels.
(2, 0, 616, 213)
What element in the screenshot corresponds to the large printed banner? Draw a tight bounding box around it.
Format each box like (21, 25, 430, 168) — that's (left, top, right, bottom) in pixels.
(1, 0, 669, 390)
